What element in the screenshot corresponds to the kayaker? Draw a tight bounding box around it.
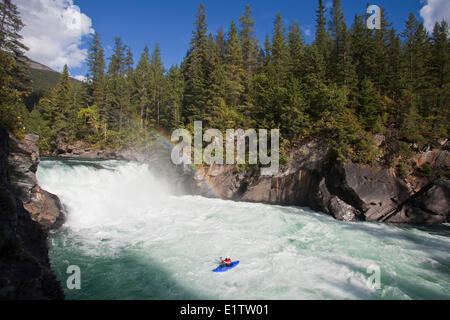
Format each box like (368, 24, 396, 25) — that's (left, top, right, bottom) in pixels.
(221, 256, 232, 267)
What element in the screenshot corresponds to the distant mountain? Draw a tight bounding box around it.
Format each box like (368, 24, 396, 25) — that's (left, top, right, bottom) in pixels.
(23, 57, 58, 73)
(20, 57, 80, 110)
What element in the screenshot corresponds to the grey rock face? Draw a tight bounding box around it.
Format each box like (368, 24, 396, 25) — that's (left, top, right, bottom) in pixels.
(0, 126, 64, 300)
(8, 133, 65, 231)
(181, 139, 449, 224)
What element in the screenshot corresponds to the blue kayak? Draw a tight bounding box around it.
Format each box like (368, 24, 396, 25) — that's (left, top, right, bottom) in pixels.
(212, 261, 240, 272)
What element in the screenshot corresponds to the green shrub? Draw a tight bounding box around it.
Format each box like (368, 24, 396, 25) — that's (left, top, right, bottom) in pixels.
(396, 162, 410, 179)
(415, 162, 433, 177)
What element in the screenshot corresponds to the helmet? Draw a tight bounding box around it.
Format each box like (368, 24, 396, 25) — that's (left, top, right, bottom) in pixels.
(226, 256, 230, 259)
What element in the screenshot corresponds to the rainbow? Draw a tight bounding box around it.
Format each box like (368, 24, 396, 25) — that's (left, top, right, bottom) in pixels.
(140, 126, 224, 200)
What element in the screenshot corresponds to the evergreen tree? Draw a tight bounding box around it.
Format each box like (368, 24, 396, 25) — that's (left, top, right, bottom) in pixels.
(124, 46, 134, 78)
(41, 65, 76, 140)
(225, 21, 245, 108)
(108, 37, 127, 76)
(0, 0, 30, 92)
(357, 78, 381, 132)
(133, 46, 151, 128)
(0, 0, 30, 132)
(287, 21, 305, 79)
(215, 28, 226, 62)
(314, 0, 329, 60)
(87, 32, 106, 108)
(182, 3, 209, 123)
(350, 14, 373, 84)
(329, 0, 356, 88)
(401, 14, 433, 121)
(149, 43, 165, 128)
(105, 37, 132, 135)
(263, 35, 271, 65)
(205, 33, 227, 127)
(427, 20, 449, 139)
(239, 5, 258, 103)
(271, 12, 289, 81)
(165, 65, 184, 130)
(303, 45, 329, 120)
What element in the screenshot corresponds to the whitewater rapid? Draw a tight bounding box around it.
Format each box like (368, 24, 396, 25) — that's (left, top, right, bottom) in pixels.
(37, 159, 450, 300)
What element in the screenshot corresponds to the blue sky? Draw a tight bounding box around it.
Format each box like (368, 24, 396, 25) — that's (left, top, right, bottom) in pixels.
(74, 0, 423, 74)
(14, 0, 449, 79)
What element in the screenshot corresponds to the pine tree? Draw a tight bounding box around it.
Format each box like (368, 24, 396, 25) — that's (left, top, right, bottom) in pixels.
(263, 35, 271, 65)
(401, 14, 433, 118)
(0, 0, 30, 92)
(0, 0, 27, 55)
(133, 46, 150, 128)
(182, 3, 209, 123)
(371, 7, 393, 93)
(287, 21, 305, 79)
(165, 65, 184, 130)
(205, 33, 226, 127)
(51, 65, 75, 137)
(350, 14, 373, 83)
(105, 37, 132, 135)
(427, 20, 449, 139)
(149, 43, 165, 128)
(225, 21, 245, 107)
(271, 12, 289, 81)
(124, 46, 134, 78)
(314, 0, 329, 60)
(215, 28, 226, 62)
(252, 13, 290, 131)
(303, 45, 329, 120)
(329, 0, 356, 88)
(385, 29, 403, 101)
(357, 78, 381, 132)
(239, 5, 258, 103)
(0, 0, 30, 132)
(87, 32, 106, 108)
(108, 37, 127, 76)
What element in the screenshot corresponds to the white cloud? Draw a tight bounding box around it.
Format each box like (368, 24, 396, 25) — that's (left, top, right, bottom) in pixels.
(304, 26, 312, 37)
(13, 0, 94, 71)
(74, 75, 87, 82)
(420, 0, 450, 33)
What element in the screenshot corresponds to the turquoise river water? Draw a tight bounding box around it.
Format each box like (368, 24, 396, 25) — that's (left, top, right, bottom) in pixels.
(37, 159, 450, 300)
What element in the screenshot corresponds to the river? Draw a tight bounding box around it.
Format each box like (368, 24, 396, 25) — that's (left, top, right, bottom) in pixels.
(37, 158, 450, 299)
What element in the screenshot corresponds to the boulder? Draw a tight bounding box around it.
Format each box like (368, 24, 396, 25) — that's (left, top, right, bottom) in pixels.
(328, 196, 362, 222)
(386, 179, 449, 224)
(326, 162, 411, 222)
(8, 133, 65, 231)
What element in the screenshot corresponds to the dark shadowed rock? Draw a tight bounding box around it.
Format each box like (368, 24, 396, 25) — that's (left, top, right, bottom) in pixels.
(0, 126, 64, 300)
(386, 179, 449, 224)
(326, 162, 411, 222)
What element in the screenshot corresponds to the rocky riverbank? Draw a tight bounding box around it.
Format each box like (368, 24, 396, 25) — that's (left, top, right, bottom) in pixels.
(0, 127, 64, 299)
(51, 138, 449, 224)
(172, 139, 449, 224)
(8, 133, 65, 231)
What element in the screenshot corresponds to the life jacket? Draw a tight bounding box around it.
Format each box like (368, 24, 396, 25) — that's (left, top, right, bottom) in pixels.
(222, 258, 231, 264)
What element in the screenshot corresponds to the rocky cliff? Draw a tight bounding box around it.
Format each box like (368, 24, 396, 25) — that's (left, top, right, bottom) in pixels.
(8, 133, 65, 231)
(0, 126, 64, 299)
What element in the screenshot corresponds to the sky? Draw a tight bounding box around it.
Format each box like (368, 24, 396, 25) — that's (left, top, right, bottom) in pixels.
(12, 0, 450, 80)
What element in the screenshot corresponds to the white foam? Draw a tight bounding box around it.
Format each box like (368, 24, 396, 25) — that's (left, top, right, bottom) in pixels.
(38, 159, 450, 299)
